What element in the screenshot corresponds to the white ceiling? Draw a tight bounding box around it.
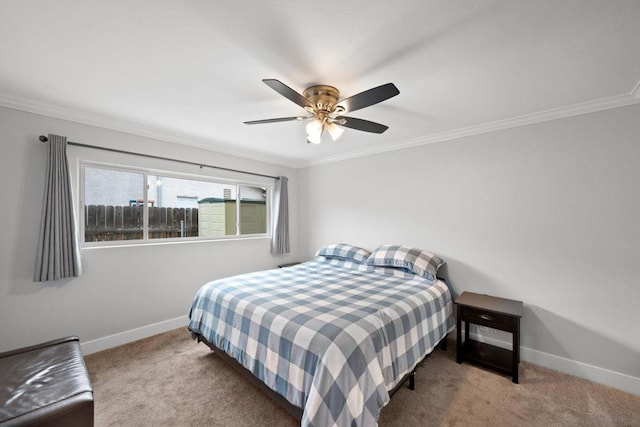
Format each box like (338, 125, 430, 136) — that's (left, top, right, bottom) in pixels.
(1, 1, 639, 167)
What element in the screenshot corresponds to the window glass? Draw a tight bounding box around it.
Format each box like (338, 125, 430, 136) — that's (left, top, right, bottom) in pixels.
(84, 167, 144, 241)
(239, 185, 267, 235)
(81, 164, 269, 244)
(147, 175, 236, 239)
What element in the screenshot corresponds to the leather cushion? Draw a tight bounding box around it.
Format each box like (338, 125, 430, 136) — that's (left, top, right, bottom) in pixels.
(0, 337, 93, 425)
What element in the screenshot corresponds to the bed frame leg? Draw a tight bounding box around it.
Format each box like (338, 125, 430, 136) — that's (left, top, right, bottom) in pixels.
(409, 369, 416, 390)
(405, 336, 448, 392)
(440, 334, 448, 351)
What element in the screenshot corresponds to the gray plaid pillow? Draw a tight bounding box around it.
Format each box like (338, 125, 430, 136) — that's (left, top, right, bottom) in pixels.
(366, 245, 444, 282)
(316, 243, 371, 264)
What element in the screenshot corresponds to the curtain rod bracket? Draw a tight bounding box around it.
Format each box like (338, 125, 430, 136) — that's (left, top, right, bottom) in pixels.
(39, 135, 49, 142)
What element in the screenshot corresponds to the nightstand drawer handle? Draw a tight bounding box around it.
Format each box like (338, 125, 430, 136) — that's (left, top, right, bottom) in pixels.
(479, 314, 493, 321)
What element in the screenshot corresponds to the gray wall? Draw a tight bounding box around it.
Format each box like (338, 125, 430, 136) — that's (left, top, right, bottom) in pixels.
(0, 106, 298, 353)
(1, 102, 638, 395)
(298, 104, 640, 393)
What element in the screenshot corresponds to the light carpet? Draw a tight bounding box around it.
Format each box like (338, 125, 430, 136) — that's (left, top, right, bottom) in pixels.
(84, 328, 640, 426)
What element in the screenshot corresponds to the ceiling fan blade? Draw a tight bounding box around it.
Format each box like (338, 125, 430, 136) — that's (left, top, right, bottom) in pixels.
(336, 116, 389, 134)
(244, 116, 306, 125)
(262, 79, 312, 109)
(336, 83, 399, 113)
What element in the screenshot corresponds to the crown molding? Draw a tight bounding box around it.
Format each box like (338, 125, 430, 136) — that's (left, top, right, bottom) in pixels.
(300, 91, 640, 168)
(0, 93, 291, 168)
(2, 89, 639, 171)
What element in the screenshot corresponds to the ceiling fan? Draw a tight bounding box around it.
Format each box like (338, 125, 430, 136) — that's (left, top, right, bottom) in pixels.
(244, 79, 400, 144)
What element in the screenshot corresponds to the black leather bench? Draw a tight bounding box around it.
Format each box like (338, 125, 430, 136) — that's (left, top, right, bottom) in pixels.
(0, 337, 93, 426)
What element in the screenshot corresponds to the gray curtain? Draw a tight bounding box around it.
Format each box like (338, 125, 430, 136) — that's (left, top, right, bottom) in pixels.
(271, 176, 290, 254)
(34, 134, 82, 281)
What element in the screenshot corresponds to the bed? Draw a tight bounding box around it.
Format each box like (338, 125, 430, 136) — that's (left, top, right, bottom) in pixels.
(188, 244, 454, 426)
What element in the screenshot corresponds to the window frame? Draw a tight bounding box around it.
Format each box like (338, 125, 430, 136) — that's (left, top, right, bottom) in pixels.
(79, 161, 272, 248)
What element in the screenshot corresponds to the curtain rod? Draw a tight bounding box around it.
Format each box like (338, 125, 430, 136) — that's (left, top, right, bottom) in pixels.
(39, 135, 279, 180)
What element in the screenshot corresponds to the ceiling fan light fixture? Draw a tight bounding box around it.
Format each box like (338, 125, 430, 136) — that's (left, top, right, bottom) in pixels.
(305, 117, 327, 144)
(305, 118, 323, 137)
(327, 122, 344, 141)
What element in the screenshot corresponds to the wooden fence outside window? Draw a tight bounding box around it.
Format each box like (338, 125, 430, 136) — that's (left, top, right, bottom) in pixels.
(84, 205, 199, 241)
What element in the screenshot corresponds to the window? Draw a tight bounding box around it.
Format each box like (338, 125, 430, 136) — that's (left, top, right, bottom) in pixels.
(81, 164, 270, 245)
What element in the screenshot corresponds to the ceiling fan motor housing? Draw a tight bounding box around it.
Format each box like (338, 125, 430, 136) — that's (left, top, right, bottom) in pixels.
(303, 85, 345, 114)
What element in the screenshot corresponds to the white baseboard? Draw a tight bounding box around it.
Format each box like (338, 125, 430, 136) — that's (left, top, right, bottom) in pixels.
(521, 344, 640, 396)
(463, 330, 640, 396)
(81, 315, 188, 355)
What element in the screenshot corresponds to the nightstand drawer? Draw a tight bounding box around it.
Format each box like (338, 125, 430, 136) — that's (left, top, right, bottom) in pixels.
(462, 307, 513, 331)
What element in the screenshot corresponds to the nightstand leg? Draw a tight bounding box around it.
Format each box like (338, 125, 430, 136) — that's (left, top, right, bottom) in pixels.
(456, 305, 462, 363)
(512, 318, 519, 384)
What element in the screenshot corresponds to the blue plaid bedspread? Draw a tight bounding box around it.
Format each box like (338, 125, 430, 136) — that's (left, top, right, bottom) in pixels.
(188, 257, 454, 427)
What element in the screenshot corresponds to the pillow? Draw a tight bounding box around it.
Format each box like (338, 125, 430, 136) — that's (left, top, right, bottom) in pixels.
(366, 245, 444, 281)
(315, 243, 371, 264)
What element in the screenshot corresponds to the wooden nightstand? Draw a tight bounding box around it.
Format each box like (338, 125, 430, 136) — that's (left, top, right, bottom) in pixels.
(455, 292, 523, 383)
